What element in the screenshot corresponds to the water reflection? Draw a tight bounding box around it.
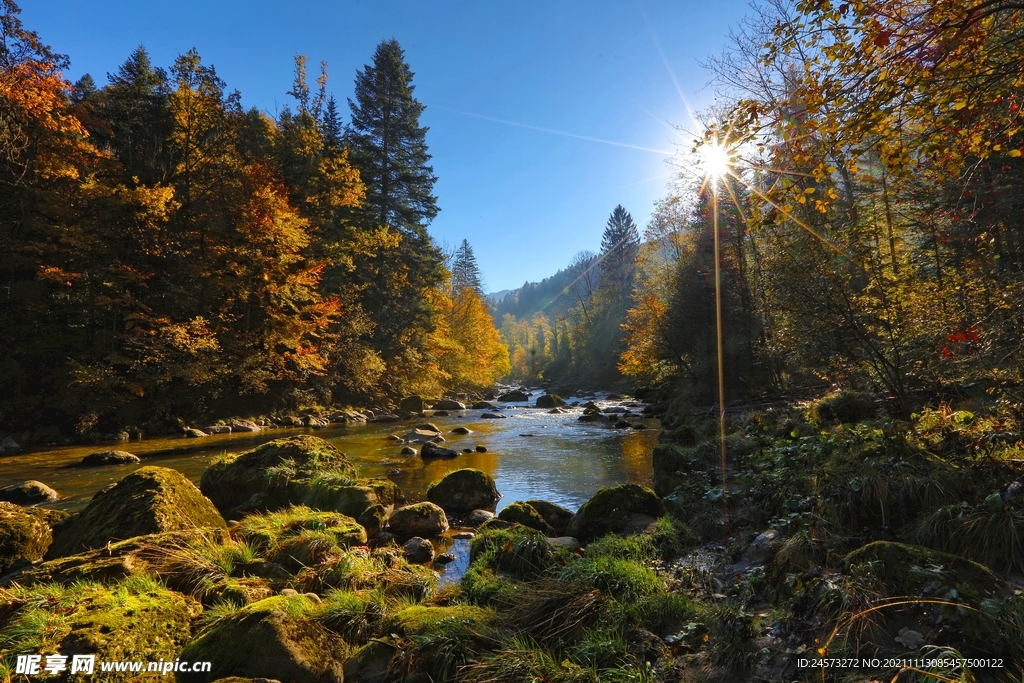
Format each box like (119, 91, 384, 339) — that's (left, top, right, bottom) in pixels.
(0, 399, 659, 514)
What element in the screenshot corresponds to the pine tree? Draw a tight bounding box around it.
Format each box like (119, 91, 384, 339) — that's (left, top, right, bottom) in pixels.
(322, 95, 343, 150)
(347, 39, 439, 238)
(105, 46, 171, 182)
(599, 204, 640, 288)
(451, 239, 483, 294)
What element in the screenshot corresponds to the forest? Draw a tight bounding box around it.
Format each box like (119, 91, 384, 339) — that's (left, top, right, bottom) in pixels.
(497, 0, 1024, 419)
(5, 1, 1024, 681)
(0, 1, 508, 440)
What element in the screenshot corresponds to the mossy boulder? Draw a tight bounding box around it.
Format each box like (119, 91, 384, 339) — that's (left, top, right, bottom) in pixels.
(80, 450, 141, 466)
(812, 390, 876, 424)
(565, 484, 666, 544)
(343, 640, 398, 683)
(177, 595, 344, 683)
(46, 466, 226, 559)
(498, 501, 555, 536)
(426, 468, 500, 513)
(12, 528, 230, 587)
(199, 436, 356, 515)
(651, 444, 703, 497)
(0, 502, 68, 573)
(234, 506, 366, 563)
(388, 502, 449, 537)
(390, 604, 498, 636)
(420, 442, 460, 459)
(1, 577, 199, 683)
(524, 499, 575, 536)
(0, 480, 59, 504)
(535, 394, 565, 408)
(845, 541, 1005, 597)
(399, 395, 425, 412)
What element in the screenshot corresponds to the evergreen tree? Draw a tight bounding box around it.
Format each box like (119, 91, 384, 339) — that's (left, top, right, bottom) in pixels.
(451, 239, 483, 294)
(322, 94, 343, 150)
(599, 205, 640, 288)
(105, 46, 171, 183)
(347, 39, 439, 237)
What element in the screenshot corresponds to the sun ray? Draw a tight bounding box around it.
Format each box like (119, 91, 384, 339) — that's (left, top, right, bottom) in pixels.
(433, 105, 674, 155)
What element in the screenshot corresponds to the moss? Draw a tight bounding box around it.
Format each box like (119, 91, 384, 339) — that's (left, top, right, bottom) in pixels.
(0, 576, 199, 682)
(497, 502, 555, 536)
(469, 524, 557, 579)
(426, 468, 500, 513)
(535, 394, 565, 408)
(812, 390, 877, 424)
(299, 547, 435, 600)
(178, 594, 344, 683)
(45, 467, 226, 559)
(17, 528, 230, 586)
(200, 436, 357, 514)
(390, 604, 498, 636)
(0, 502, 67, 572)
(523, 500, 574, 536)
(564, 484, 666, 544)
(845, 541, 1005, 596)
(234, 506, 366, 555)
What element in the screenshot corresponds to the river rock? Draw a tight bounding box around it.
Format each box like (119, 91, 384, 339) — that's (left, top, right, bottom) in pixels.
(524, 499, 575, 536)
(426, 469, 500, 513)
(0, 480, 59, 505)
(47, 466, 226, 559)
(498, 390, 530, 402)
(185, 428, 209, 438)
(415, 423, 441, 432)
(402, 537, 435, 564)
(651, 444, 701, 497)
(535, 394, 565, 408)
(475, 445, 488, 452)
(388, 502, 449, 537)
(178, 596, 344, 683)
(402, 429, 445, 444)
(200, 436, 356, 514)
(344, 640, 399, 683)
(80, 450, 141, 467)
(230, 419, 262, 432)
(369, 413, 401, 422)
(742, 529, 781, 564)
(205, 425, 232, 434)
(400, 446, 417, 455)
(420, 442, 460, 459)
(450, 426, 472, 435)
(399, 395, 425, 413)
(497, 502, 555, 536)
(465, 509, 494, 525)
(0, 502, 68, 573)
(431, 399, 466, 411)
(0, 436, 22, 454)
(472, 401, 498, 410)
(481, 412, 506, 419)
(564, 484, 666, 544)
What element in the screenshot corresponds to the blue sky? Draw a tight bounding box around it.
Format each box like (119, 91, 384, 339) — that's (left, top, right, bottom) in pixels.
(22, 0, 750, 292)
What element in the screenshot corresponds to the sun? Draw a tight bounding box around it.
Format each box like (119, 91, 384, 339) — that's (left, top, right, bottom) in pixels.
(700, 141, 731, 181)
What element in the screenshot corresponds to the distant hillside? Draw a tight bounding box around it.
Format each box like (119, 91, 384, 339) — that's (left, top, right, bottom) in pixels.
(489, 255, 598, 324)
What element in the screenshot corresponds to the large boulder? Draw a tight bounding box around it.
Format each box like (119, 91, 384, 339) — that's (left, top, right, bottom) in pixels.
(498, 390, 530, 402)
(178, 595, 344, 683)
(388, 502, 449, 537)
(47, 466, 227, 559)
(0, 502, 68, 573)
(0, 480, 59, 505)
(399, 395, 425, 413)
(535, 394, 565, 408)
(80, 450, 140, 467)
(524, 499, 575, 537)
(431, 399, 466, 411)
(2, 579, 198, 683)
(200, 436, 356, 514)
(426, 469, 500, 513)
(565, 484, 666, 544)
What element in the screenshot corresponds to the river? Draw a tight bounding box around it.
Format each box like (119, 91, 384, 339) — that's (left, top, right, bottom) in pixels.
(0, 392, 659, 516)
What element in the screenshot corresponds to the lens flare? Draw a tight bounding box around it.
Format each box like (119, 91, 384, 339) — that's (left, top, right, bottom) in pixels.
(700, 142, 731, 180)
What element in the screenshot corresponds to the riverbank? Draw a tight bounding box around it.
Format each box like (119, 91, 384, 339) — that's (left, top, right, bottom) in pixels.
(2, 388, 1022, 682)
